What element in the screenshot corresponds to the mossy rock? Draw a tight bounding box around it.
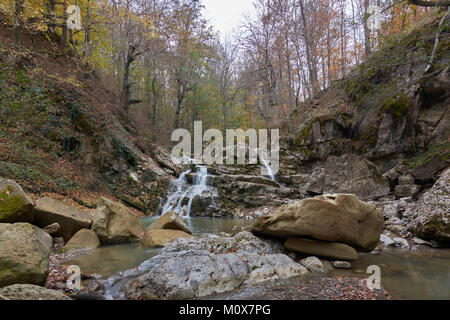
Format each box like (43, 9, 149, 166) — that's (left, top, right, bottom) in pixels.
(382, 92, 413, 123)
(0, 178, 34, 223)
(0, 223, 52, 287)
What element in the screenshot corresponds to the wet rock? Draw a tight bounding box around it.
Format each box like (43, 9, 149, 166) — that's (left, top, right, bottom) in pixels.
(253, 194, 384, 252)
(300, 256, 325, 273)
(0, 178, 34, 223)
(0, 284, 71, 300)
(284, 237, 358, 261)
(34, 197, 92, 242)
(412, 237, 432, 247)
(392, 237, 410, 249)
(333, 261, 352, 269)
(141, 229, 192, 248)
(0, 223, 52, 287)
(214, 174, 280, 188)
(147, 211, 191, 234)
(189, 189, 222, 217)
(380, 234, 395, 247)
(64, 229, 100, 252)
(92, 197, 144, 244)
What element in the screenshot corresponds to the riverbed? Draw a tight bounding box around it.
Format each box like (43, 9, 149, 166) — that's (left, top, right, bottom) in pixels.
(65, 217, 450, 300)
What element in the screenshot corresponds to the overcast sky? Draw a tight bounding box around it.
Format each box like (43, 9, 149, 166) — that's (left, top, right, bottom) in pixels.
(202, 0, 256, 40)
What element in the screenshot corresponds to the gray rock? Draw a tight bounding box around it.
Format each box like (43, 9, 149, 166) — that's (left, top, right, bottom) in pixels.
(111, 232, 308, 299)
(393, 237, 410, 249)
(408, 168, 450, 242)
(333, 261, 352, 269)
(398, 175, 415, 185)
(395, 184, 420, 198)
(43, 222, 61, 235)
(412, 237, 432, 246)
(0, 284, 71, 300)
(300, 256, 325, 273)
(306, 154, 390, 200)
(380, 234, 395, 247)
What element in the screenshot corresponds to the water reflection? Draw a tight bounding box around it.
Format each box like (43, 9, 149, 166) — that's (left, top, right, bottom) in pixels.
(65, 217, 450, 299)
(329, 249, 450, 300)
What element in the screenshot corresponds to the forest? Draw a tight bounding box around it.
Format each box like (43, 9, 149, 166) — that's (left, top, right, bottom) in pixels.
(0, 0, 449, 303)
(1, 0, 443, 139)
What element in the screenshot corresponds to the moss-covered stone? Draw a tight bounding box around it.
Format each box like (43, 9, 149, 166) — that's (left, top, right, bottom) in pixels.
(0, 179, 34, 223)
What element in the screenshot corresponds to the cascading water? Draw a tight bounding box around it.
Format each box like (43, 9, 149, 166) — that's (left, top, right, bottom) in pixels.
(160, 165, 211, 217)
(160, 168, 191, 214)
(259, 153, 276, 182)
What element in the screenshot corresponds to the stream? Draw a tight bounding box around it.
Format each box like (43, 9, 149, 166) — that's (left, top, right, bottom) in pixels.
(66, 216, 450, 300)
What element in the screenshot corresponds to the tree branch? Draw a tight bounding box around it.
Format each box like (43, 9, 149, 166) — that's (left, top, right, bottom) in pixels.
(408, 0, 450, 7)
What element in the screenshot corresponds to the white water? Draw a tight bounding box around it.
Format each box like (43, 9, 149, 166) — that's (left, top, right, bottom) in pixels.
(160, 166, 210, 217)
(259, 153, 276, 182)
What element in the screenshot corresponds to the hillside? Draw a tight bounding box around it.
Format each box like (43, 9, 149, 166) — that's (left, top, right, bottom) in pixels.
(0, 18, 174, 215)
(282, 12, 449, 183)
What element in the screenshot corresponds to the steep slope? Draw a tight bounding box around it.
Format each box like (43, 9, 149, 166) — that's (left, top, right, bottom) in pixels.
(0, 18, 175, 214)
(282, 12, 449, 192)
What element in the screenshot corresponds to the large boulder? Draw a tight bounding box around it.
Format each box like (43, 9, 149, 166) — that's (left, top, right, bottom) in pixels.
(306, 154, 390, 200)
(141, 229, 192, 248)
(147, 211, 191, 234)
(34, 197, 92, 242)
(253, 194, 384, 251)
(111, 232, 307, 300)
(0, 284, 71, 300)
(92, 197, 144, 244)
(64, 229, 100, 252)
(0, 178, 34, 223)
(0, 223, 52, 287)
(408, 167, 450, 242)
(284, 237, 358, 261)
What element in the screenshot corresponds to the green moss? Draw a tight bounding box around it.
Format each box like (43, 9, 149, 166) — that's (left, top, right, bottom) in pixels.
(382, 92, 413, 122)
(0, 187, 27, 221)
(406, 142, 450, 167)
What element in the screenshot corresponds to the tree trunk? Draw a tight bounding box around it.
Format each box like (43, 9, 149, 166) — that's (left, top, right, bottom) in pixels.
(363, 0, 372, 57)
(14, 0, 24, 51)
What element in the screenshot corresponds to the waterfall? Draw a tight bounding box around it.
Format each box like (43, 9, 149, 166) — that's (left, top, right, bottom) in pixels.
(259, 153, 276, 182)
(160, 166, 211, 217)
(160, 169, 191, 214)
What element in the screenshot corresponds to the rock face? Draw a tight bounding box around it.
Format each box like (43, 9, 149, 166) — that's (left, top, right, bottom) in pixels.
(147, 211, 191, 234)
(64, 229, 100, 252)
(253, 194, 384, 252)
(284, 237, 358, 261)
(34, 197, 92, 242)
(0, 178, 34, 223)
(408, 167, 450, 242)
(0, 223, 52, 287)
(306, 154, 390, 201)
(92, 197, 144, 244)
(0, 284, 71, 300)
(111, 232, 308, 299)
(141, 229, 192, 248)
